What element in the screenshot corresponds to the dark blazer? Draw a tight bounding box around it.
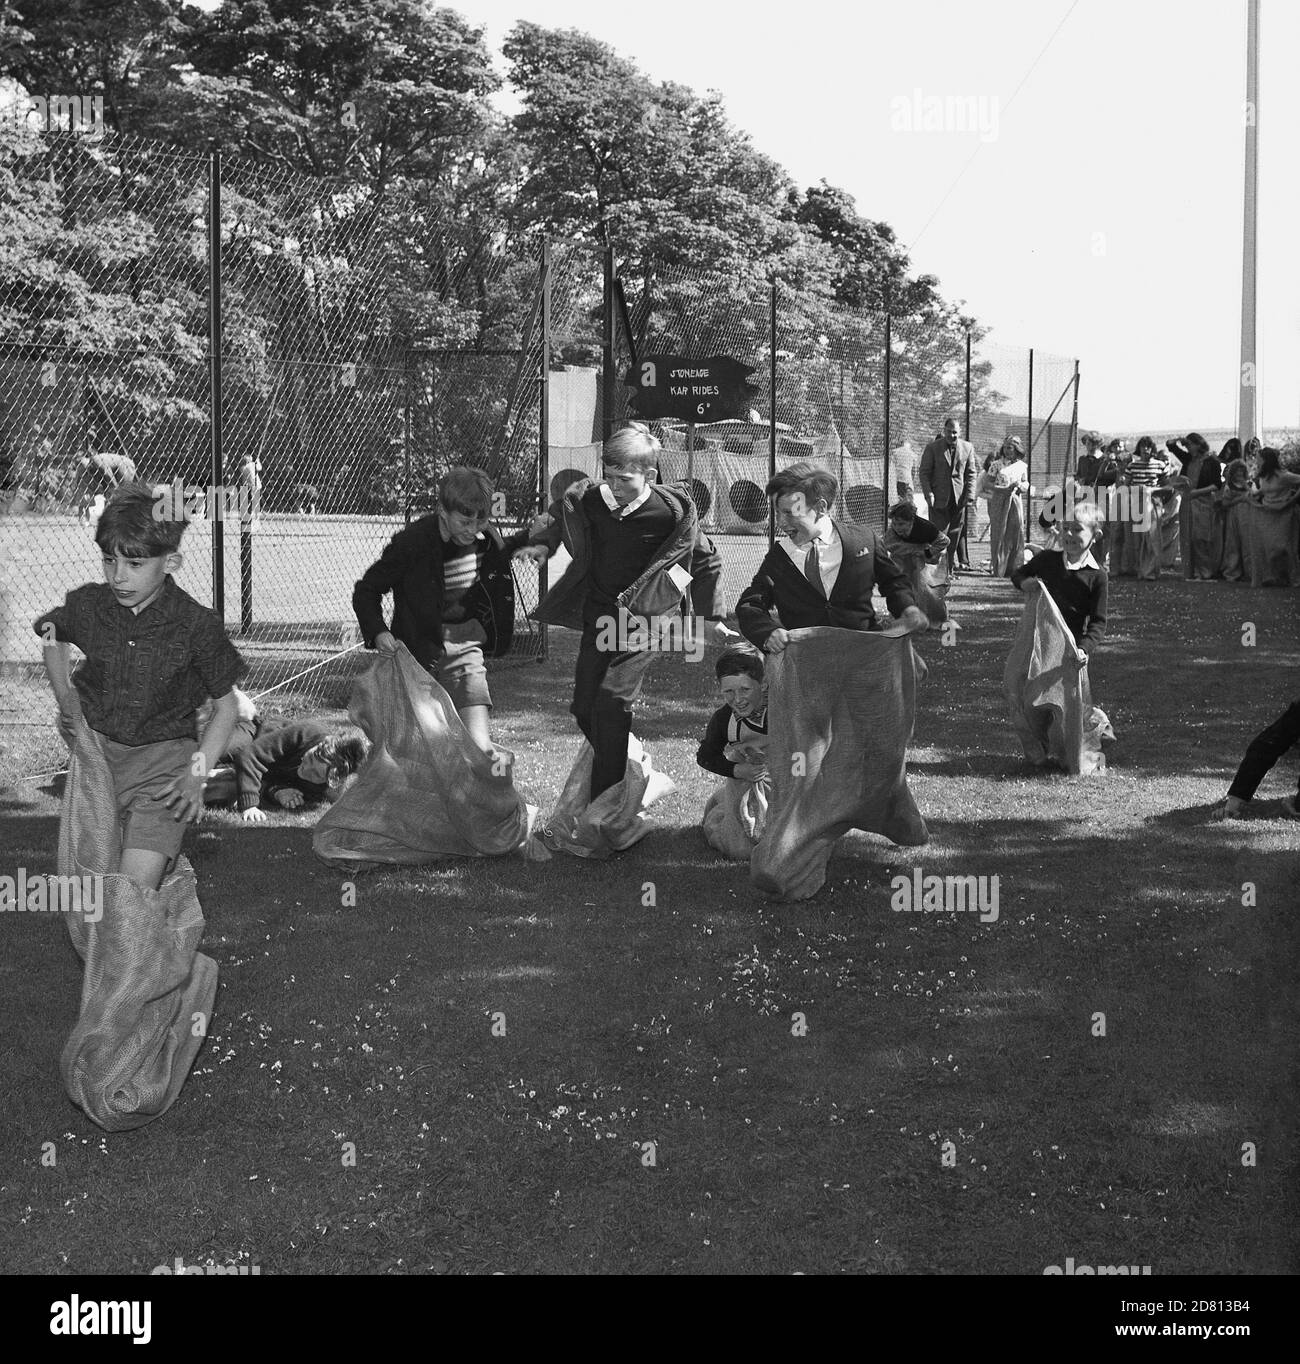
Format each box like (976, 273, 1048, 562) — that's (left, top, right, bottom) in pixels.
(736, 521, 916, 650)
(529, 479, 725, 630)
(353, 515, 526, 671)
(920, 435, 977, 509)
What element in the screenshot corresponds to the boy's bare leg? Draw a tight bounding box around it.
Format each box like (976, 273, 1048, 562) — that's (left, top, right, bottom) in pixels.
(118, 847, 170, 892)
(458, 704, 493, 754)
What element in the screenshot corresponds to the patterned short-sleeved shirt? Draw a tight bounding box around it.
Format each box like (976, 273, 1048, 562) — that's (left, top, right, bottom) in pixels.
(33, 577, 246, 746)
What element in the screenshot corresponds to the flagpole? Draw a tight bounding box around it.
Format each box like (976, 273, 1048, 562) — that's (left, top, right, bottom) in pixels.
(1238, 0, 1259, 443)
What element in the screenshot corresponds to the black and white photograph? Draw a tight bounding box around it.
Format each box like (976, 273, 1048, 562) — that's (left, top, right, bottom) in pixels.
(0, 0, 1296, 1325)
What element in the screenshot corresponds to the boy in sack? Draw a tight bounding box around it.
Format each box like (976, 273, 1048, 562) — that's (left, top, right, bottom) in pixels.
(34, 482, 245, 1128)
(697, 647, 771, 860)
(517, 422, 734, 855)
(736, 462, 928, 652)
(353, 466, 527, 755)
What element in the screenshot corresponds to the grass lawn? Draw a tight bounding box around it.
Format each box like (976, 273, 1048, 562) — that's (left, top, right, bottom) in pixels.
(0, 572, 1297, 1275)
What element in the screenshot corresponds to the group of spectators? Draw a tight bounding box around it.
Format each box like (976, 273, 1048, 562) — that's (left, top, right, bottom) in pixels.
(1065, 430, 1300, 586)
(888, 423, 1300, 587)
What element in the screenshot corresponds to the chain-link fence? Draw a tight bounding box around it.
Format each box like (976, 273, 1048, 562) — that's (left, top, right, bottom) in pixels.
(2, 124, 1078, 784)
(1, 128, 562, 784)
(610, 265, 1076, 589)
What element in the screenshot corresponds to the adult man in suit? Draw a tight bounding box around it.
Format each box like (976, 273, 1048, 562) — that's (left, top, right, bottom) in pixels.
(920, 417, 977, 574)
(737, 463, 928, 654)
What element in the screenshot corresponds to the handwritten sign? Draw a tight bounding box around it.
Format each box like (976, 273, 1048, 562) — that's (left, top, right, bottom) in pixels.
(625, 354, 759, 424)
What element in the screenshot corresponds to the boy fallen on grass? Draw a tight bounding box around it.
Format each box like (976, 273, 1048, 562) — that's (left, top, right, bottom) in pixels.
(516, 422, 736, 854)
(697, 647, 771, 859)
(35, 483, 246, 891)
(200, 690, 370, 823)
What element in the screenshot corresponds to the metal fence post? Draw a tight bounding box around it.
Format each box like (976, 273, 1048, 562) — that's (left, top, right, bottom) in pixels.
(403, 349, 413, 527)
(602, 239, 615, 443)
(208, 139, 224, 618)
(882, 311, 892, 516)
(768, 278, 777, 548)
(538, 239, 551, 662)
(1068, 360, 1080, 477)
(1027, 347, 1035, 494)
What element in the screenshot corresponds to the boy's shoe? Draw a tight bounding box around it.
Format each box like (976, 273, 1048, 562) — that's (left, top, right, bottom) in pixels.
(1211, 796, 1248, 821)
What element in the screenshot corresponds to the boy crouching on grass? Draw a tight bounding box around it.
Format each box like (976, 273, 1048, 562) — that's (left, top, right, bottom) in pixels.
(697, 647, 771, 859)
(35, 483, 247, 891)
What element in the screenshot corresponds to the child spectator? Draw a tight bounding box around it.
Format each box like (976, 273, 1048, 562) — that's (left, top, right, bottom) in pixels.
(519, 422, 730, 820)
(1214, 699, 1300, 820)
(353, 466, 526, 754)
(34, 483, 246, 891)
(698, 647, 771, 859)
(737, 463, 927, 653)
(1010, 502, 1108, 662)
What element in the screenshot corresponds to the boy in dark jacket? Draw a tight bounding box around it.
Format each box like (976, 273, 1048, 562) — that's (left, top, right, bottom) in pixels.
(353, 467, 527, 753)
(518, 422, 732, 809)
(200, 690, 370, 822)
(737, 463, 927, 653)
(1010, 503, 1108, 661)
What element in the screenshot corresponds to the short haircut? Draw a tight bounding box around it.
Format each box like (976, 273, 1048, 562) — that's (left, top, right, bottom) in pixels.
(888, 501, 917, 522)
(1067, 501, 1105, 530)
(766, 461, 838, 510)
(96, 483, 185, 557)
(317, 728, 371, 785)
(603, 422, 661, 473)
(1224, 458, 1249, 485)
(1081, 430, 1102, 447)
(715, 647, 765, 684)
(439, 466, 494, 516)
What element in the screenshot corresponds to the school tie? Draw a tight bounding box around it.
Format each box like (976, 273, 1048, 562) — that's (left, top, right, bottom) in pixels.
(804, 541, 825, 596)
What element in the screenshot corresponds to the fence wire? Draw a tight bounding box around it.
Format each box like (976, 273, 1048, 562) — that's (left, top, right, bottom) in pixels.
(2, 126, 1078, 785)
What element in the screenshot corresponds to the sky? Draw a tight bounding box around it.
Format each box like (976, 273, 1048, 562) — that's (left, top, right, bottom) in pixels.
(206, 0, 1299, 434)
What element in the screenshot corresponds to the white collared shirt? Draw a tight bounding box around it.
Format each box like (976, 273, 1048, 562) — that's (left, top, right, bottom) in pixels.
(780, 517, 842, 595)
(1063, 549, 1100, 571)
(600, 482, 652, 518)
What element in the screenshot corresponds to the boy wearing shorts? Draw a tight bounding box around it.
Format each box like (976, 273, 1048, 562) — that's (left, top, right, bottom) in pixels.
(35, 483, 247, 891)
(353, 466, 526, 753)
